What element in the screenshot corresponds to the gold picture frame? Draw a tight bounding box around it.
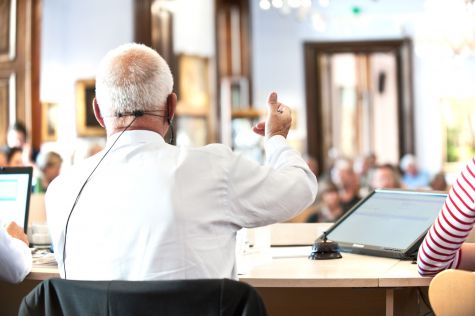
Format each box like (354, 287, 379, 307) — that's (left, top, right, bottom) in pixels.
(75, 79, 105, 137)
(177, 54, 210, 115)
(41, 102, 59, 142)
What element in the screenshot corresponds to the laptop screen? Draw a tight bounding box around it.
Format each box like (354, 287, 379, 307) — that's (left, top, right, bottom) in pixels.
(0, 167, 33, 232)
(325, 189, 447, 258)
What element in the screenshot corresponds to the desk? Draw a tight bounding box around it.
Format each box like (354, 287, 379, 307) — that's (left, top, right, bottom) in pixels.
(238, 253, 431, 316)
(7, 253, 430, 316)
(1, 224, 433, 316)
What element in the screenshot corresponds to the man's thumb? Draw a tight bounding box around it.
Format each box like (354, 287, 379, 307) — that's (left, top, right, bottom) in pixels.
(267, 92, 278, 109)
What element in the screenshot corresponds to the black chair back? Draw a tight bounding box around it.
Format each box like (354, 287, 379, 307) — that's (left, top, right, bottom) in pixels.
(19, 278, 267, 316)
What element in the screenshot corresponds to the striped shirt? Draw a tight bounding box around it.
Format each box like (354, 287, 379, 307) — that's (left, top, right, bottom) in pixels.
(417, 158, 475, 276)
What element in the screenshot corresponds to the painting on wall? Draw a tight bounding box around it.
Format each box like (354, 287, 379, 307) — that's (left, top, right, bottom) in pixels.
(75, 79, 105, 137)
(177, 54, 209, 113)
(41, 102, 59, 142)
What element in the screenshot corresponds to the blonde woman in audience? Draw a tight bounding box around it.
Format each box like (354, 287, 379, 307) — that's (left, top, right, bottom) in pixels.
(34, 151, 63, 193)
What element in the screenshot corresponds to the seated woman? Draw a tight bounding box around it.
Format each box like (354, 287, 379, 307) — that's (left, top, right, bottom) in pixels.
(6, 147, 24, 167)
(417, 158, 475, 276)
(306, 181, 344, 223)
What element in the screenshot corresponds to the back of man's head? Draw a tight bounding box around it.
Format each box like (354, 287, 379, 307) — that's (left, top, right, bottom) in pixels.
(95, 43, 173, 122)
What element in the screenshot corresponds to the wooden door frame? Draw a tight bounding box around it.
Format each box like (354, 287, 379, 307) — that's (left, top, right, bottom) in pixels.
(304, 39, 415, 175)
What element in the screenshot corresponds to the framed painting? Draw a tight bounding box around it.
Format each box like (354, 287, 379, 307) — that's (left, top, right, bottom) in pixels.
(41, 102, 59, 142)
(177, 54, 210, 114)
(75, 79, 105, 137)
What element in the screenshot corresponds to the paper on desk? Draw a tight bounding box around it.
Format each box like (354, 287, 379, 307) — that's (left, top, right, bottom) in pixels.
(270, 246, 312, 258)
(32, 249, 57, 266)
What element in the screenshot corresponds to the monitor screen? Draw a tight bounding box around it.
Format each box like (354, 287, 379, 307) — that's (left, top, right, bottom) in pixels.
(0, 167, 33, 231)
(326, 190, 447, 252)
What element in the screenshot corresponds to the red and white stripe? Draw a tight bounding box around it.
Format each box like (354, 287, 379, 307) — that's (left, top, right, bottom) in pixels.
(417, 158, 475, 276)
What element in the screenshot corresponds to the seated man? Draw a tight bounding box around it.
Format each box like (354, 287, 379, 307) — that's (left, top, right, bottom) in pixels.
(370, 164, 401, 190)
(46, 43, 317, 280)
(0, 222, 32, 283)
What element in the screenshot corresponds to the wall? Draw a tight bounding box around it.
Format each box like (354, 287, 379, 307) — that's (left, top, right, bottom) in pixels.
(41, 0, 134, 159)
(250, 0, 475, 174)
(41, 0, 215, 162)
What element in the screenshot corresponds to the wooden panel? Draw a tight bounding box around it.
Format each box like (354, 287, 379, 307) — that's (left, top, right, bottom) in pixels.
(0, 0, 15, 61)
(0, 0, 41, 150)
(0, 73, 13, 143)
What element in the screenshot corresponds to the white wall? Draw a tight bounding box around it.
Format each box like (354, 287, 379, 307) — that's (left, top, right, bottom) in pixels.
(41, 0, 214, 161)
(41, 0, 134, 158)
(251, 0, 475, 174)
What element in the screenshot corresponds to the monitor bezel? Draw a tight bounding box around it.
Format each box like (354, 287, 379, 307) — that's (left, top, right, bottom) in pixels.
(0, 166, 33, 233)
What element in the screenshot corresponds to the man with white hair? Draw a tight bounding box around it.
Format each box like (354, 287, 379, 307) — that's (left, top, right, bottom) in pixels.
(46, 43, 317, 280)
(399, 154, 430, 189)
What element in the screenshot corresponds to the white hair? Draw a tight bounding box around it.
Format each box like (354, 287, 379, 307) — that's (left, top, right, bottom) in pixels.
(95, 43, 173, 121)
(400, 154, 416, 171)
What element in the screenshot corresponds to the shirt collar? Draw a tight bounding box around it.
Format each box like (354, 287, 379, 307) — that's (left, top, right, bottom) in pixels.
(105, 130, 165, 150)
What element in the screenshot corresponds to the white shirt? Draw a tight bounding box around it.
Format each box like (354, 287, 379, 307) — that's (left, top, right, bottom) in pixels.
(46, 130, 317, 280)
(0, 224, 32, 283)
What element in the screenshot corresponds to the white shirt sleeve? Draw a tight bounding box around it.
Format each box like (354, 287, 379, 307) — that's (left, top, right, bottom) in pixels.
(0, 227, 32, 283)
(227, 135, 318, 227)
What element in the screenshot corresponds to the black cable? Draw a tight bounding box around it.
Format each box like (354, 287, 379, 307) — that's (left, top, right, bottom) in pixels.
(62, 115, 139, 279)
(417, 287, 434, 316)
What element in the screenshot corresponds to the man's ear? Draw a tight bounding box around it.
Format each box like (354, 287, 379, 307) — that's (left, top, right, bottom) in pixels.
(93, 98, 105, 128)
(166, 93, 177, 124)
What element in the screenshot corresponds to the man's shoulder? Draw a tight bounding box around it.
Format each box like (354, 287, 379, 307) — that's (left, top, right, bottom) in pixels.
(186, 143, 233, 159)
(47, 155, 100, 194)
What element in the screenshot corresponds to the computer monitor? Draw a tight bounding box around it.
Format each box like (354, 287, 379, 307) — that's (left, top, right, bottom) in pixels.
(0, 166, 33, 233)
(323, 189, 447, 259)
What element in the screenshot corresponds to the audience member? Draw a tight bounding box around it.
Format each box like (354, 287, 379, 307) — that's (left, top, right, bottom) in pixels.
(354, 153, 377, 196)
(371, 164, 401, 190)
(6, 147, 24, 167)
(7, 122, 35, 165)
(430, 172, 449, 191)
(46, 43, 317, 280)
(0, 146, 7, 166)
(331, 158, 361, 213)
(34, 151, 63, 193)
(306, 181, 343, 223)
(418, 158, 475, 276)
(399, 154, 430, 189)
(0, 222, 32, 283)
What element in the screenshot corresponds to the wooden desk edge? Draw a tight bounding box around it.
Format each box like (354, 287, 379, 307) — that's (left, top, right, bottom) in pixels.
(239, 277, 380, 288)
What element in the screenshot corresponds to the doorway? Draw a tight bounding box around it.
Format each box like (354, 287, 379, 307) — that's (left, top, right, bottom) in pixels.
(304, 39, 414, 174)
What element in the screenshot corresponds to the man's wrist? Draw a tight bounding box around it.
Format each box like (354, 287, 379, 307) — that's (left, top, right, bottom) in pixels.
(266, 131, 288, 140)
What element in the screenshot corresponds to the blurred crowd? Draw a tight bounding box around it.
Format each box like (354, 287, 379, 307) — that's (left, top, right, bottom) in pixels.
(301, 152, 449, 223)
(0, 122, 103, 193)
